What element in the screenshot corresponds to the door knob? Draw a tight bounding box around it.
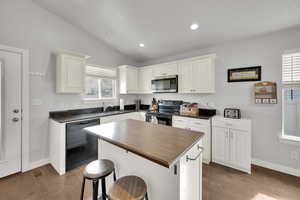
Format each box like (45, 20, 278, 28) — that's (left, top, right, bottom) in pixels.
(12, 117, 19, 122)
(13, 109, 19, 113)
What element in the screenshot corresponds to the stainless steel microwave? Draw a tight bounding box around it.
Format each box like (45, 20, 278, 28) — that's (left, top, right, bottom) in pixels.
(151, 75, 178, 93)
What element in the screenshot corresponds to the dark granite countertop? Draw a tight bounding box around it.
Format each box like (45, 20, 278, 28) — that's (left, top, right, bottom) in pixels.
(49, 104, 150, 123)
(173, 113, 211, 120)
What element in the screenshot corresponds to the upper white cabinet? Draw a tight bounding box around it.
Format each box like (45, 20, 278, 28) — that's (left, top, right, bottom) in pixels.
(118, 54, 216, 94)
(152, 62, 178, 77)
(119, 65, 139, 94)
(173, 116, 211, 164)
(212, 116, 251, 173)
(178, 55, 215, 93)
(56, 51, 89, 93)
(138, 67, 153, 94)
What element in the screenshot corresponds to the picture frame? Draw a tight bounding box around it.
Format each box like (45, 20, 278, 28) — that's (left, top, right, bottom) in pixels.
(228, 66, 261, 82)
(254, 81, 277, 104)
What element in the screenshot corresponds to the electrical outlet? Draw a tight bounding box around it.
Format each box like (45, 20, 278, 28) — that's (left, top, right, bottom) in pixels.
(291, 151, 298, 160)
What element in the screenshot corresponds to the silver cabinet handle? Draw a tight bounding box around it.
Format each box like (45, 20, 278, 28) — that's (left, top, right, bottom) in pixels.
(186, 152, 202, 162)
(186, 146, 204, 162)
(197, 145, 204, 151)
(12, 117, 19, 122)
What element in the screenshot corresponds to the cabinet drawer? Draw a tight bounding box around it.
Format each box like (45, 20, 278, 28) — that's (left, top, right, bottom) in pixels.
(212, 117, 251, 131)
(173, 116, 189, 123)
(189, 118, 210, 126)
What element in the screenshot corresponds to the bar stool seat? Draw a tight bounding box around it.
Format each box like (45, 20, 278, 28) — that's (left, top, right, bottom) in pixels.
(108, 175, 148, 200)
(81, 159, 116, 200)
(84, 159, 115, 179)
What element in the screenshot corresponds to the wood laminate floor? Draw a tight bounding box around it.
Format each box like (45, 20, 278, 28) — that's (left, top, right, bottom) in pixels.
(0, 163, 299, 200)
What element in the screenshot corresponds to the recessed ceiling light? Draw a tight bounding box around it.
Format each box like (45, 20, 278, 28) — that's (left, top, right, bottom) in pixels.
(139, 43, 145, 47)
(190, 23, 199, 30)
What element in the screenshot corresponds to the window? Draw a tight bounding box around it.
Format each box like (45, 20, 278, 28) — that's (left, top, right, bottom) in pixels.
(282, 52, 300, 141)
(84, 65, 117, 101)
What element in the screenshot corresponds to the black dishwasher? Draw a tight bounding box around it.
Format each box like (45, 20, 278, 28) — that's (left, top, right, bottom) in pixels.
(66, 119, 99, 171)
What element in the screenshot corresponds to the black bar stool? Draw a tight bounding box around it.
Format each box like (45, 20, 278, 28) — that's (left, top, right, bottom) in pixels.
(80, 159, 116, 200)
(108, 175, 148, 200)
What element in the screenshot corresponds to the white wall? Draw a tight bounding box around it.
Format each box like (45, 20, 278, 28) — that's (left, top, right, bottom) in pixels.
(0, 0, 138, 164)
(139, 27, 300, 170)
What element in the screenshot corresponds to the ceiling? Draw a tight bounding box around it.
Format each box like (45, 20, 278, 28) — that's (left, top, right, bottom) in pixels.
(33, 0, 300, 63)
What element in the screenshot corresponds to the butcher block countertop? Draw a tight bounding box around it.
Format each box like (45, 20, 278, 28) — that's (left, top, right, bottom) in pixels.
(85, 119, 204, 168)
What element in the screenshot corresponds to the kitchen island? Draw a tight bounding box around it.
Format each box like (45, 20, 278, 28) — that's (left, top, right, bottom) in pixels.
(85, 119, 204, 200)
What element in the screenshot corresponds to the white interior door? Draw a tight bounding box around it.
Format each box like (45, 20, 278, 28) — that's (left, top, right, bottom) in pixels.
(0, 50, 22, 178)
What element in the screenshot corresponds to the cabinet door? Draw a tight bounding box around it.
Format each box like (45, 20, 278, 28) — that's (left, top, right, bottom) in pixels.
(138, 67, 153, 93)
(153, 62, 178, 77)
(178, 62, 193, 93)
(59, 55, 85, 93)
(190, 123, 211, 164)
(229, 129, 251, 172)
(180, 141, 202, 200)
(192, 58, 214, 93)
(127, 67, 138, 93)
(212, 126, 229, 164)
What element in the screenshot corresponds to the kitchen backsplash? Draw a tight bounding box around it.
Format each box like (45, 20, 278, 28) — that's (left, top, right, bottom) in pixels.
(48, 94, 138, 112)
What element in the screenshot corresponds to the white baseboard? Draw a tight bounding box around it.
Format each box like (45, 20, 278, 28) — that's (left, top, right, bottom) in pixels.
(26, 158, 50, 171)
(252, 158, 300, 178)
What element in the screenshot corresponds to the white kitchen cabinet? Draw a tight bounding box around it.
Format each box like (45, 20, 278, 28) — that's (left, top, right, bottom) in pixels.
(56, 51, 89, 93)
(180, 140, 202, 200)
(138, 67, 153, 93)
(211, 126, 229, 165)
(173, 116, 211, 164)
(100, 138, 202, 200)
(119, 65, 139, 94)
(212, 116, 251, 173)
(178, 54, 215, 94)
(152, 62, 178, 77)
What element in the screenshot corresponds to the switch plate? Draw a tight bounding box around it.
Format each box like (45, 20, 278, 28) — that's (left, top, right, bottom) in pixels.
(291, 151, 298, 160)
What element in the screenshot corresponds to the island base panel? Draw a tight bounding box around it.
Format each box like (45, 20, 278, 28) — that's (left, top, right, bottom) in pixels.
(98, 139, 202, 200)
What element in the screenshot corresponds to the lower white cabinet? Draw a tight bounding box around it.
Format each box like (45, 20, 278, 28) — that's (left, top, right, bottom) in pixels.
(212, 116, 251, 173)
(173, 116, 211, 164)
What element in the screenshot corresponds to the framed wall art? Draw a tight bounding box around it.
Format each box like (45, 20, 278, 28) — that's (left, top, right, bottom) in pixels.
(228, 66, 261, 82)
(254, 81, 277, 104)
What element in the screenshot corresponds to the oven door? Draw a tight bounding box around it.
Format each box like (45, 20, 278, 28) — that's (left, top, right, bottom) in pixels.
(152, 75, 178, 93)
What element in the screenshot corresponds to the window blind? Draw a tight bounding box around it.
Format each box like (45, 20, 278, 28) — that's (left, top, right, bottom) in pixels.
(282, 52, 300, 85)
(86, 65, 116, 78)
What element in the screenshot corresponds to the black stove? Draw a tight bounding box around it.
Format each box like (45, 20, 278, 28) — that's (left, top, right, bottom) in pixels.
(146, 100, 183, 126)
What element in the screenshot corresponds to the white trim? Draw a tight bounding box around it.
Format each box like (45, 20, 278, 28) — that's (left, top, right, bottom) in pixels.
(27, 158, 50, 171)
(0, 44, 30, 172)
(283, 48, 300, 55)
(252, 158, 300, 177)
(279, 134, 300, 146)
(56, 49, 90, 59)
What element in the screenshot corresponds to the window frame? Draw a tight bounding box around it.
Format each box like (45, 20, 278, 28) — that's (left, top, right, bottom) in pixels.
(281, 51, 300, 144)
(83, 64, 117, 102)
